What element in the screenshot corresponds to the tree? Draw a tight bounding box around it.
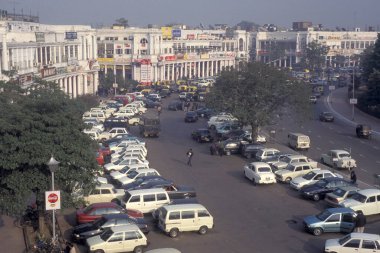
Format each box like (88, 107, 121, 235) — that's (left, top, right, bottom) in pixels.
(0, 80, 99, 215)
(114, 18, 129, 27)
(206, 62, 310, 138)
(361, 33, 380, 83)
(236, 21, 260, 32)
(300, 41, 329, 71)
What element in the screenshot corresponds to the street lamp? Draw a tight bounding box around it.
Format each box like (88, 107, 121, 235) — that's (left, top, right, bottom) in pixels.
(47, 156, 59, 244)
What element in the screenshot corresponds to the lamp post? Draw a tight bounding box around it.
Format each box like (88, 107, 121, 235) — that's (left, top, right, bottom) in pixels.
(47, 156, 59, 244)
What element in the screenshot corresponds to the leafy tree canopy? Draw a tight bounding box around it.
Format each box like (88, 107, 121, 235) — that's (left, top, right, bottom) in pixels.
(206, 62, 310, 137)
(114, 18, 129, 27)
(361, 33, 380, 82)
(0, 80, 99, 215)
(300, 41, 329, 71)
(235, 21, 260, 31)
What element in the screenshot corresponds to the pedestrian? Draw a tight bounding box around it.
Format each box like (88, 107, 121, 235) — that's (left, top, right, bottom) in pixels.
(217, 141, 224, 156)
(354, 212, 366, 233)
(350, 170, 357, 184)
(210, 143, 216, 155)
(157, 105, 162, 117)
(186, 148, 193, 166)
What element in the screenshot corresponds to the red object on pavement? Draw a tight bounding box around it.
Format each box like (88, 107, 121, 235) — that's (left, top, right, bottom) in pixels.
(95, 152, 105, 166)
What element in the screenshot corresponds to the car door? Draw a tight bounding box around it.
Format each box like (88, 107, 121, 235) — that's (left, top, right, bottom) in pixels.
(124, 231, 143, 252)
(105, 232, 124, 253)
(323, 213, 341, 232)
(88, 189, 101, 203)
(340, 213, 355, 233)
(142, 194, 156, 213)
(126, 195, 141, 211)
(181, 210, 196, 231)
(100, 188, 113, 202)
(341, 239, 361, 253)
(359, 240, 379, 253)
(364, 196, 377, 215)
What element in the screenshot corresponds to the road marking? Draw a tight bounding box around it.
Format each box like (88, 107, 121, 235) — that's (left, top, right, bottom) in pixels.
(328, 127, 333, 130)
(308, 130, 312, 133)
(347, 136, 353, 139)
(316, 147, 321, 151)
(359, 154, 364, 158)
(361, 168, 368, 172)
(360, 141, 365, 144)
(301, 125, 304, 129)
(317, 135, 321, 138)
(376, 161, 380, 164)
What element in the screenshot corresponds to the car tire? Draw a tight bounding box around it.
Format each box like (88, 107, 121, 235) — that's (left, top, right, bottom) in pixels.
(134, 246, 143, 253)
(198, 226, 208, 235)
(133, 122, 139, 126)
(246, 153, 252, 159)
(321, 158, 325, 164)
(252, 178, 257, 186)
(313, 194, 320, 201)
(312, 227, 323, 236)
(94, 250, 105, 253)
(285, 177, 292, 183)
(169, 228, 179, 238)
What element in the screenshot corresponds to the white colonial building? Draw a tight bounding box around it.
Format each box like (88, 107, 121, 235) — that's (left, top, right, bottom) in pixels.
(0, 20, 99, 98)
(96, 26, 250, 84)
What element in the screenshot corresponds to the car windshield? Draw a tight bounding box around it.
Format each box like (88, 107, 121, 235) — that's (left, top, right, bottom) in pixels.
(279, 156, 291, 163)
(338, 153, 351, 158)
(315, 180, 328, 187)
(286, 165, 295, 171)
(332, 188, 347, 197)
(258, 167, 271, 173)
(99, 228, 113, 241)
(119, 166, 130, 174)
(303, 171, 317, 180)
(351, 193, 367, 203)
(114, 159, 122, 165)
(127, 171, 138, 179)
(93, 217, 107, 228)
(338, 235, 352, 245)
(324, 112, 333, 117)
(316, 210, 332, 221)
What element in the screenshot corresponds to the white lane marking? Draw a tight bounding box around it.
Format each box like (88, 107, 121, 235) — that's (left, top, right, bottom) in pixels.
(308, 130, 312, 133)
(360, 141, 365, 144)
(376, 161, 380, 164)
(316, 147, 321, 151)
(361, 168, 368, 172)
(359, 154, 364, 158)
(317, 135, 321, 138)
(301, 125, 304, 129)
(347, 136, 353, 139)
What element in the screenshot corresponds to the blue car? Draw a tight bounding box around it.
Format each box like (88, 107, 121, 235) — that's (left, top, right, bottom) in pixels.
(303, 208, 356, 236)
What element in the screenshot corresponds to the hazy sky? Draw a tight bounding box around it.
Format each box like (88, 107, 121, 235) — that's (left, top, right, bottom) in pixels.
(3, 0, 380, 29)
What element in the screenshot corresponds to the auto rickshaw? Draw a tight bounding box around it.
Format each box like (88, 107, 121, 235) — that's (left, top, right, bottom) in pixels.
(356, 124, 372, 139)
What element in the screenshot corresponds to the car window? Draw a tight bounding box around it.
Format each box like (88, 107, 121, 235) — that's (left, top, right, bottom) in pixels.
(169, 211, 180, 220)
(157, 193, 167, 201)
(91, 189, 101, 195)
(143, 194, 155, 202)
(377, 195, 380, 201)
(198, 210, 210, 217)
(103, 219, 116, 227)
(367, 196, 376, 203)
(181, 211, 195, 219)
(344, 239, 361, 248)
(295, 167, 302, 172)
(362, 240, 376, 249)
(93, 208, 107, 215)
(299, 159, 307, 163)
(325, 173, 334, 178)
(108, 232, 123, 242)
(101, 189, 111, 194)
(342, 213, 354, 223)
(125, 231, 139, 240)
(129, 196, 140, 203)
(107, 207, 121, 214)
(303, 166, 311, 171)
(326, 214, 340, 222)
(315, 174, 323, 180)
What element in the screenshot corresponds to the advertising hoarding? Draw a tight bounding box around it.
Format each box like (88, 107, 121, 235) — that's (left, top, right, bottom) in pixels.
(172, 29, 181, 38)
(65, 32, 78, 40)
(161, 27, 173, 40)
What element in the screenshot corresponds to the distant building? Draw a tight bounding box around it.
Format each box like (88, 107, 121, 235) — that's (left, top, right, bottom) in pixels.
(292, 21, 313, 31)
(0, 19, 99, 97)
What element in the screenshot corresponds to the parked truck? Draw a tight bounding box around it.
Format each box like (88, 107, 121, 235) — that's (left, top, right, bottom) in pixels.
(139, 117, 160, 137)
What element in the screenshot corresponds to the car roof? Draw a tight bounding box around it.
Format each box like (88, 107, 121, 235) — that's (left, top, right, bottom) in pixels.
(335, 186, 360, 191)
(349, 233, 380, 240)
(127, 188, 167, 195)
(102, 213, 131, 220)
(89, 202, 119, 208)
(249, 162, 271, 168)
(286, 161, 312, 166)
(330, 149, 349, 153)
(162, 203, 206, 211)
(326, 207, 355, 214)
(95, 183, 114, 189)
(287, 154, 308, 159)
(110, 224, 140, 233)
(258, 148, 280, 152)
(322, 177, 347, 182)
(357, 189, 380, 196)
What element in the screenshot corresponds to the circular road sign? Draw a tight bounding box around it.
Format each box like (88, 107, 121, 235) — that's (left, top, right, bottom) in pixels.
(47, 193, 59, 204)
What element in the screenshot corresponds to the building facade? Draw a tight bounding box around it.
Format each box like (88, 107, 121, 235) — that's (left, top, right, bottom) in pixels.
(96, 26, 250, 84)
(0, 20, 99, 98)
(251, 29, 378, 68)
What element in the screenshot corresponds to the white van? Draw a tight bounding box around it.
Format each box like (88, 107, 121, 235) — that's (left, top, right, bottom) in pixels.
(158, 203, 214, 238)
(124, 188, 171, 213)
(288, 133, 310, 150)
(82, 111, 106, 123)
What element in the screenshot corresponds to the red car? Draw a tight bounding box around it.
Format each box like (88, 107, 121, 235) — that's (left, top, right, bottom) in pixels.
(98, 146, 112, 156)
(96, 152, 105, 166)
(76, 202, 143, 224)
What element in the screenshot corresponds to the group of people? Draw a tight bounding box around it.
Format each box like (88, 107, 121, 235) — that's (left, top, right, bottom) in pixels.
(184, 101, 199, 112)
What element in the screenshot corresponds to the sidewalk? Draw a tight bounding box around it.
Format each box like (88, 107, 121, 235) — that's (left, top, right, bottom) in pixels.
(326, 87, 380, 136)
(0, 215, 26, 253)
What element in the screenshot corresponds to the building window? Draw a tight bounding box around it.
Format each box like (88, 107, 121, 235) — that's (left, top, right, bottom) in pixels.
(124, 49, 131, 54)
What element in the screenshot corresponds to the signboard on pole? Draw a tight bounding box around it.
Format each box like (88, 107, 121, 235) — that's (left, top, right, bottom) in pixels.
(329, 85, 335, 91)
(349, 98, 358, 104)
(45, 191, 61, 210)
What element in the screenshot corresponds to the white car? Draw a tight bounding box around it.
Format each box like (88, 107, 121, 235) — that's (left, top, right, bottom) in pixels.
(110, 152, 147, 163)
(124, 104, 147, 115)
(116, 169, 160, 186)
(83, 184, 125, 205)
(324, 233, 380, 253)
(104, 158, 149, 172)
(243, 162, 276, 185)
(272, 155, 318, 172)
(321, 150, 357, 170)
(86, 224, 147, 253)
(110, 164, 150, 181)
(98, 128, 129, 141)
(109, 141, 147, 153)
(290, 169, 340, 190)
(110, 148, 147, 161)
(114, 108, 136, 118)
(207, 115, 238, 129)
(197, 80, 211, 87)
(340, 189, 380, 216)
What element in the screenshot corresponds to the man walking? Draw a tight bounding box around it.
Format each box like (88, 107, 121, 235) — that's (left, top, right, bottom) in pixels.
(186, 148, 193, 166)
(350, 170, 357, 184)
(354, 212, 366, 233)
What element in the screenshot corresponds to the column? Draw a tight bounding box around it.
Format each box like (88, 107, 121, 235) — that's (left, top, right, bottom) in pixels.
(171, 64, 175, 80)
(84, 74, 88, 94)
(184, 62, 188, 78)
(2, 34, 9, 70)
(154, 65, 158, 82)
(202, 61, 205, 77)
(122, 65, 126, 79)
(211, 61, 214, 76)
(68, 76, 72, 98)
(197, 61, 201, 78)
(94, 73, 99, 94)
(189, 62, 192, 78)
(63, 77, 67, 94)
(73, 76, 78, 98)
(104, 65, 108, 74)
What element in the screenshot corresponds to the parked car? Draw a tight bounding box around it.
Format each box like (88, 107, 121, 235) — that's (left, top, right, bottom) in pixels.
(129, 181, 196, 199)
(275, 162, 316, 183)
(191, 129, 213, 143)
(243, 162, 276, 185)
(104, 158, 149, 172)
(76, 202, 143, 224)
(145, 99, 161, 108)
(356, 124, 372, 139)
(303, 208, 356, 236)
(255, 148, 280, 162)
(115, 169, 161, 187)
(83, 184, 125, 205)
(300, 177, 354, 201)
(319, 112, 335, 122)
(324, 233, 380, 253)
(168, 100, 183, 111)
(215, 123, 241, 137)
(321, 150, 357, 170)
(290, 169, 340, 190)
(98, 128, 129, 141)
(72, 214, 149, 242)
(240, 143, 265, 159)
(103, 118, 129, 130)
(184, 111, 198, 123)
(195, 108, 213, 118)
(121, 176, 172, 191)
(86, 224, 147, 253)
(272, 155, 318, 172)
(325, 186, 361, 207)
(340, 189, 380, 216)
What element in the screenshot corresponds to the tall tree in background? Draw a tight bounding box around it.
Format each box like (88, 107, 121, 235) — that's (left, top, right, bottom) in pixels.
(301, 41, 329, 71)
(115, 18, 129, 27)
(0, 80, 99, 215)
(236, 21, 260, 31)
(206, 62, 310, 138)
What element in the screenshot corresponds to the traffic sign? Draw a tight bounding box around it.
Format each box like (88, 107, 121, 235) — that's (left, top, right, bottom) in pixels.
(349, 98, 358, 104)
(45, 191, 61, 210)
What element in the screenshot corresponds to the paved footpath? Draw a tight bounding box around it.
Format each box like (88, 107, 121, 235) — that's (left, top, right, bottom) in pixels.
(326, 86, 380, 137)
(0, 215, 25, 253)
